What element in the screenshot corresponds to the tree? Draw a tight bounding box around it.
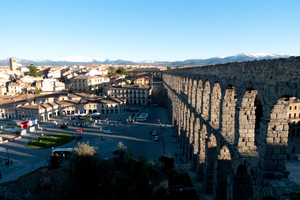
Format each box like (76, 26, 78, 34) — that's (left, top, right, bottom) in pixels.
(107, 66, 116, 78)
(116, 67, 128, 75)
(20, 91, 25, 95)
(167, 66, 171, 70)
(58, 142, 167, 200)
(176, 65, 179, 69)
(24, 64, 42, 77)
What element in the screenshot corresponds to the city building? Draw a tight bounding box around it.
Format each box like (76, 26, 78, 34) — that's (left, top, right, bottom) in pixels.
(107, 85, 151, 105)
(0, 92, 126, 121)
(70, 75, 110, 94)
(288, 99, 300, 136)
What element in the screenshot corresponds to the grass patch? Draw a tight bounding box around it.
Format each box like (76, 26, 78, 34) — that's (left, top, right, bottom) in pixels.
(27, 133, 75, 149)
(18, 167, 48, 179)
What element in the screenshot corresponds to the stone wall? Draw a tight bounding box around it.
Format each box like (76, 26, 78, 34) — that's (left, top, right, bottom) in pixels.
(163, 57, 300, 200)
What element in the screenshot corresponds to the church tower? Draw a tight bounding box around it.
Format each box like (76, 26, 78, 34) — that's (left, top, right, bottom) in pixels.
(10, 57, 17, 71)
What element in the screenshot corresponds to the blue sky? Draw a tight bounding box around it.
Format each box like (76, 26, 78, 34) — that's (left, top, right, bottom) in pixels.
(1, 0, 299, 61)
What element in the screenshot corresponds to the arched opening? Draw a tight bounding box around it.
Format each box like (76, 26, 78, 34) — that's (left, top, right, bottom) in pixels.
(191, 79, 197, 108)
(210, 82, 222, 129)
(188, 112, 195, 162)
(192, 117, 200, 171)
(259, 95, 295, 172)
(203, 133, 217, 194)
(220, 85, 237, 137)
(198, 123, 207, 181)
(202, 80, 211, 119)
(228, 165, 253, 200)
(188, 78, 192, 104)
(196, 79, 203, 114)
(184, 108, 190, 160)
(212, 145, 232, 200)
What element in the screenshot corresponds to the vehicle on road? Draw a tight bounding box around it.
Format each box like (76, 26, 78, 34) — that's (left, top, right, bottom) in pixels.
(150, 131, 158, 136)
(76, 135, 82, 141)
(112, 149, 120, 155)
(76, 128, 84, 132)
(52, 147, 77, 159)
(104, 130, 113, 134)
(152, 104, 159, 107)
(60, 124, 69, 128)
(137, 117, 147, 122)
(154, 136, 159, 141)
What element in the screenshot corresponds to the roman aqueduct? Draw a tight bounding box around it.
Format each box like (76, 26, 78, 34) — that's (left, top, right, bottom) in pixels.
(163, 57, 300, 200)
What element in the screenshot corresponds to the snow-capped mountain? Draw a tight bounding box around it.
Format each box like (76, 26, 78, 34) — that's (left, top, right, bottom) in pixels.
(0, 53, 291, 67)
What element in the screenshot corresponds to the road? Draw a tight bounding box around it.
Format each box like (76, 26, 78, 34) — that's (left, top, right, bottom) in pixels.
(0, 105, 175, 183)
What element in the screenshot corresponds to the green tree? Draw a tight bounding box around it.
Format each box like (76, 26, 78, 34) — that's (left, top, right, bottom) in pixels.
(24, 64, 42, 77)
(116, 67, 128, 75)
(58, 142, 167, 200)
(176, 65, 179, 69)
(20, 91, 25, 95)
(167, 66, 171, 70)
(107, 66, 116, 78)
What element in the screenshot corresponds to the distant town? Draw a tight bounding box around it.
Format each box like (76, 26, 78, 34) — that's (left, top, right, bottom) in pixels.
(0, 57, 164, 121)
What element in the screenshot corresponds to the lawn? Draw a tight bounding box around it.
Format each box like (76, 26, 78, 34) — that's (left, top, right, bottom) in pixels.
(27, 133, 75, 149)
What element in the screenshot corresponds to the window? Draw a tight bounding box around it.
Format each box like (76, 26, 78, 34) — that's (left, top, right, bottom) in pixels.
(295, 106, 297, 110)
(294, 113, 297, 118)
(290, 106, 292, 110)
(289, 114, 292, 118)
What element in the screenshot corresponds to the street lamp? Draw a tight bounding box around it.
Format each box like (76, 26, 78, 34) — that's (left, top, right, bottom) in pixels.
(6, 148, 9, 163)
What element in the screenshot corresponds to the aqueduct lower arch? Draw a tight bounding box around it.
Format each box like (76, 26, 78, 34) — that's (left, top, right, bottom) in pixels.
(163, 56, 300, 200)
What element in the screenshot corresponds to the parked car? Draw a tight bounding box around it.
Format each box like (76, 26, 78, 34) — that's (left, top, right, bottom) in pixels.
(152, 104, 159, 107)
(137, 117, 147, 122)
(112, 149, 120, 155)
(104, 130, 113, 134)
(76, 128, 84, 132)
(154, 136, 159, 141)
(150, 131, 158, 136)
(60, 124, 69, 128)
(76, 135, 82, 140)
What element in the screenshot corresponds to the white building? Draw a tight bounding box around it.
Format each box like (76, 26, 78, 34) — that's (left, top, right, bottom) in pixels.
(41, 79, 65, 92)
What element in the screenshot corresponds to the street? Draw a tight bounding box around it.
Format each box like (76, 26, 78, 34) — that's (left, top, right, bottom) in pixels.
(0, 105, 176, 183)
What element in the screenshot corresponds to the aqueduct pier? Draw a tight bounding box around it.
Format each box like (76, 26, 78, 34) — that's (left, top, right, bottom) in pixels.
(163, 57, 300, 200)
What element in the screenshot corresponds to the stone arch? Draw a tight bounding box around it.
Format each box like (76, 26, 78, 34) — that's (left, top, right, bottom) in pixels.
(212, 145, 232, 200)
(258, 95, 296, 172)
(235, 89, 258, 153)
(192, 117, 200, 171)
(191, 78, 197, 108)
(196, 79, 203, 114)
(202, 80, 211, 119)
(188, 77, 192, 104)
(227, 165, 253, 200)
(198, 122, 207, 181)
(188, 112, 195, 162)
(220, 85, 237, 137)
(184, 77, 188, 95)
(203, 132, 217, 194)
(210, 82, 222, 129)
(184, 108, 191, 159)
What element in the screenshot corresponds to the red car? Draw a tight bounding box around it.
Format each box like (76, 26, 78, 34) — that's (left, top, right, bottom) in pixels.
(76, 128, 84, 132)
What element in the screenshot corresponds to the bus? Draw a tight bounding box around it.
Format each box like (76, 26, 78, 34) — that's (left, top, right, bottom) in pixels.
(52, 148, 77, 159)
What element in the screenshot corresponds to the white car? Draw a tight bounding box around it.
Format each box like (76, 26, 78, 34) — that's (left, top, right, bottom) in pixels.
(137, 117, 147, 122)
(151, 131, 158, 136)
(104, 130, 113, 134)
(154, 136, 159, 141)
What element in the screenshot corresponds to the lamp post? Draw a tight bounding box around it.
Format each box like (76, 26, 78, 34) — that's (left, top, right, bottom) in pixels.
(6, 148, 9, 163)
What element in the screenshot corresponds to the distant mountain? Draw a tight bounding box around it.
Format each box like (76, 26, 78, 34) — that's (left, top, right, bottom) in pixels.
(0, 53, 291, 67)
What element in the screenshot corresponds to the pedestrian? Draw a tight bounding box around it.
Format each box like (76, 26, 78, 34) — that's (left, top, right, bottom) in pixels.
(10, 160, 13, 165)
(292, 145, 296, 153)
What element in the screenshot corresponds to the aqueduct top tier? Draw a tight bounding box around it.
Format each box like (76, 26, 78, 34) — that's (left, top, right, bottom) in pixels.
(162, 56, 300, 200)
